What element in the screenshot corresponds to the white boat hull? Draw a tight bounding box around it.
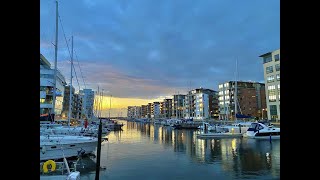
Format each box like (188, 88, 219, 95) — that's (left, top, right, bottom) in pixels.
(40, 135, 98, 161)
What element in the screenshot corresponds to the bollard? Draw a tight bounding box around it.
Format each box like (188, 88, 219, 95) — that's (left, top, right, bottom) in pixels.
(269, 134, 272, 143)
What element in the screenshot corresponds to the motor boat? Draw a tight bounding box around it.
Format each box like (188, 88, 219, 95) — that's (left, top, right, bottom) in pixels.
(244, 121, 280, 139)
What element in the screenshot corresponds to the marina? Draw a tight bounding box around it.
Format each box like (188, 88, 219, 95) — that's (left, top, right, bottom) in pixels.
(65, 119, 280, 179)
(40, 1, 280, 179)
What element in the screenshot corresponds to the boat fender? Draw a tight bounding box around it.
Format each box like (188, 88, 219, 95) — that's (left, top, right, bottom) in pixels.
(41, 146, 46, 154)
(43, 160, 56, 173)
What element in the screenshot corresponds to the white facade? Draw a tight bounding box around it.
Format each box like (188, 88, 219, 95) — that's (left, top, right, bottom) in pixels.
(79, 89, 95, 119)
(194, 93, 209, 120)
(260, 49, 280, 121)
(40, 54, 66, 116)
(218, 82, 230, 120)
(184, 88, 214, 120)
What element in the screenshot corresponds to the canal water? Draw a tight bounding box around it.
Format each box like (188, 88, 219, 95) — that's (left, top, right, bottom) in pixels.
(79, 120, 280, 180)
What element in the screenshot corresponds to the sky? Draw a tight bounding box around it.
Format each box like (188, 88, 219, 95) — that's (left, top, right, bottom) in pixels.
(40, 0, 280, 117)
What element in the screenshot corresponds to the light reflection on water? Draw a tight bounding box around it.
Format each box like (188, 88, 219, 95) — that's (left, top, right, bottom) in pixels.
(80, 120, 280, 180)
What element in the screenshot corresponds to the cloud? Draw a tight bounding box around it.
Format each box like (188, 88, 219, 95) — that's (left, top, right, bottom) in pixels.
(41, 0, 279, 100)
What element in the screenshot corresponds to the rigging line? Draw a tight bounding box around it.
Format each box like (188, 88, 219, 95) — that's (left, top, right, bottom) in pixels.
(72, 62, 81, 92)
(58, 14, 82, 92)
(58, 15, 72, 61)
(74, 49, 87, 89)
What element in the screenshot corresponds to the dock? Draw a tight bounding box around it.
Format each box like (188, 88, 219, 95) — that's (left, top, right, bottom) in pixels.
(197, 132, 243, 138)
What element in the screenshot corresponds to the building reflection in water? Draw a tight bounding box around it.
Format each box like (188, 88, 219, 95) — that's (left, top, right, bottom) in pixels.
(117, 120, 280, 178)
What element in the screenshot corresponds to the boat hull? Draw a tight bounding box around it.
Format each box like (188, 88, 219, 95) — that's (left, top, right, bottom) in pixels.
(40, 135, 98, 161)
(197, 132, 243, 138)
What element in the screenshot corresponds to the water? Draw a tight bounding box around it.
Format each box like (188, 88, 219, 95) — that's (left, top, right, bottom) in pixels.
(80, 120, 280, 180)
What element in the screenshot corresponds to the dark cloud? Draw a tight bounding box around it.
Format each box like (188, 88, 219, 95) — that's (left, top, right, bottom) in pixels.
(41, 0, 279, 99)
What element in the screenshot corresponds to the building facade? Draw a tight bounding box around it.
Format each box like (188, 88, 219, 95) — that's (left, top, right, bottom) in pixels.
(79, 89, 95, 119)
(218, 81, 267, 120)
(184, 88, 218, 120)
(141, 105, 147, 118)
(152, 102, 160, 118)
(40, 53, 67, 118)
(259, 49, 280, 121)
(127, 106, 141, 119)
(172, 94, 186, 119)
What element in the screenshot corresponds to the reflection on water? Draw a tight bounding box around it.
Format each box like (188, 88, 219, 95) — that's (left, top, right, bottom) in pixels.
(82, 120, 280, 180)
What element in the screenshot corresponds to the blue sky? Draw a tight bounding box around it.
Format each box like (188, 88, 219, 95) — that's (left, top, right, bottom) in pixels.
(40, 0, 279, 101)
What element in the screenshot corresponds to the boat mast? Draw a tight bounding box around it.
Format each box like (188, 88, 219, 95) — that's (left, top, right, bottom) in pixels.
(234, 58, 238, 121)
(52, 0, 59, 121)
(68, 36, 73, 128)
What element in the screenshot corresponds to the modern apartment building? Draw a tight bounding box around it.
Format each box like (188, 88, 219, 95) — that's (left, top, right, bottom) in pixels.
(218, 81, 266, 120)
(259, 49, 280, 121)
(152, 102, 160, 118)
(127, 106, 141, 119)
(73, 93, 83, 120)
(79, 89, 95, 119)
(172, 94, 186, 119)
(40, 53, 67, 118)
(161, 99, 172, 118)
(147, 103, 152, 118)
(62, 85, 75, 119)
(184, 88, 219, 120)
(141, 105, 147, 118)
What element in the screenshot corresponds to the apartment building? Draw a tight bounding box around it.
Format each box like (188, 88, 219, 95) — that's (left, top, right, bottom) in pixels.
(218, 81, 266, 120)
(40, 53, 67, 119)
(184, 88, 219, 120)
(79, 89, 95, 119)
(172, 94, 186, 119)
(259, 49, 280, 121)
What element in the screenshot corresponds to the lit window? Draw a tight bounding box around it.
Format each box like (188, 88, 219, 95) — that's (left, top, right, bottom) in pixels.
(267, 75, 274, 83)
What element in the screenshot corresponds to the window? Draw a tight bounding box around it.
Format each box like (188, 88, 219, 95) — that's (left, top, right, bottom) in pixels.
(277, 84, 280, 101)
(276, 74, 280, 81)
(267, 75, 274, 83)
(274, 54, 280, 61)
(268, 85, 276, 102)
(263, 56, 272, 63)
(266, 66, 273, 74)
(269, 105, 278, 116)
(275, 64, 280, 71)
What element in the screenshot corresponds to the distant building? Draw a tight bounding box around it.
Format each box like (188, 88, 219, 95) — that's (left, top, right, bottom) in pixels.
(79, 89, 95, 119)
(127, 106, 141, 119)
(259, 49, 280, 121)
(62, 85, 75, 119)
(161, 99, 172, 118)
(141, 105, 147, 118)
(152, 102, 160, 118)
(184, 88, 219, 120)
(40, 53, 67, 118)
(172, 94, 186, 119)
(147, 103, 152, 118)
(218, 81, 266, 120)
(73, 93, 83, 120)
